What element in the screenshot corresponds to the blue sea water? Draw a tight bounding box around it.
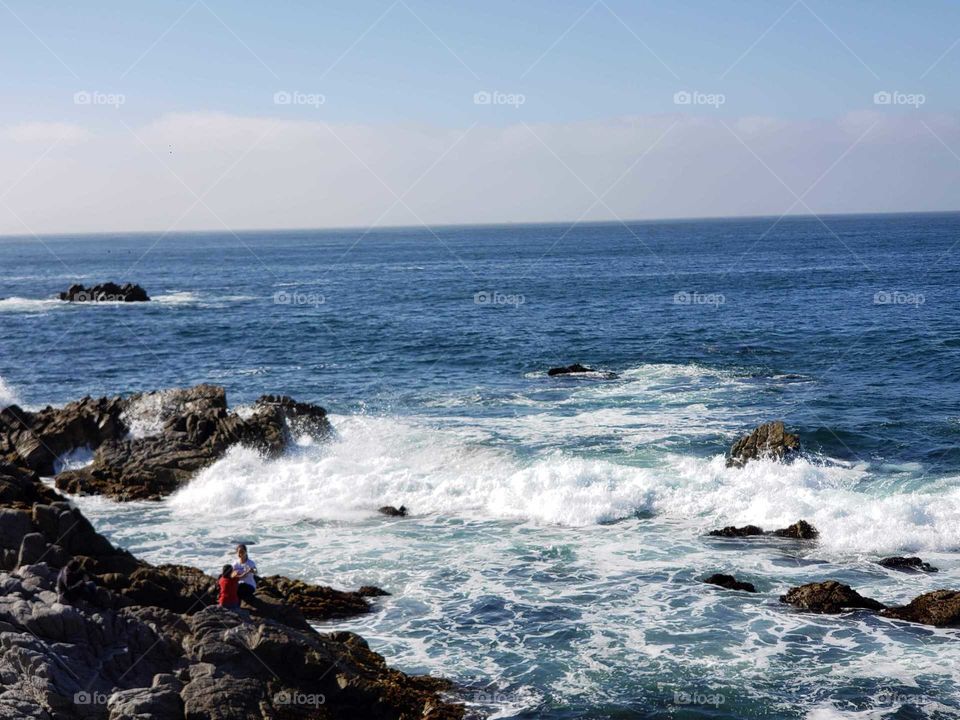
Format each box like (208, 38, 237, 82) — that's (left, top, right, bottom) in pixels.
(2, 213, 960, 718)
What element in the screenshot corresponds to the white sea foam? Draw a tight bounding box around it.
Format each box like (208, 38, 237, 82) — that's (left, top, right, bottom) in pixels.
(0, 297, 63, 313)
(0, 376, 20, 409)
(168, 412, 960, 555)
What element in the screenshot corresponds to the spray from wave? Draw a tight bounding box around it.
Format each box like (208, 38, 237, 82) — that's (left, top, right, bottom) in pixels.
(0, 376, 20, 409)
(168, 413, 960, 555)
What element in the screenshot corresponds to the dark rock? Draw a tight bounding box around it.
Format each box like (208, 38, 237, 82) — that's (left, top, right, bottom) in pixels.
(780, 580, 885, 614)
(547, 363, 618, 379)
(771, 520, 819, 540)
(548, 363, 593, 376)
(881, 589, 960, 627)
(727, 420, 801, 468)
(38, 385, 333, 501)
(358, 586, 391, 597)
(878, 556, 939, 573)
(257, 575, 376, 621)
(59, 282, 150, 302)
(378, 504, 408, 517)
(16, 532, 48, 567)
(708, 524, 765, 538)
(704, 573, 757, 592)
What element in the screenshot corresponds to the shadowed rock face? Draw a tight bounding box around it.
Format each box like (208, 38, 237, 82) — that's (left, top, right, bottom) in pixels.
(708, 525, 765, 538)
(877, 556, 938, 573)
(707, 520, 819, 540)
(60, 282, 150, 302)
(704, 573, 757, 593)
(0, 462, 462, 720)
(881, 590, 960, 627)
(726, 421, 801, 468)
(780, 581, 885, 614)
(0, 384, 332, 501)
(770, 520, 819, 540)
(547, 363, 593, 376)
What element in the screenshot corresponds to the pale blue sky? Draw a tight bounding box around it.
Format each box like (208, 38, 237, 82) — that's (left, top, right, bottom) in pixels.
(3, 0, 958, 125)
(1, 1, 959, 232)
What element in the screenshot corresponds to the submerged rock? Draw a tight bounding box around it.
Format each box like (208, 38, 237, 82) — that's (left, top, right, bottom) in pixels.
(727, 420, 800, 468)
(2, 384, 335, 501)
(548, 363, 593, 376)
(60, 282, 150, 302)
(378, 504, 408, 517)
(708, 524, 765, 538)
(780, 580, 885, 614)
(878, 556, 939, 573)
(704, 573, 757, 593)
(881, 589, 960, 627)
(771, 520, 819, 540)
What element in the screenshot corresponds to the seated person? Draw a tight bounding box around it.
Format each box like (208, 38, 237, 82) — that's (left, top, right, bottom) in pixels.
(56, 559, 96, 605)
(232, 544, 258, 603)
(217, 564, 240, 609)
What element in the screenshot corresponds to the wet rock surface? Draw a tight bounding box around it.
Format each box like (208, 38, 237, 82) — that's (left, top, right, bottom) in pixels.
(727, 420, 801, 468)
(780, 580, 886, 614)
(0, 384, 331, 501)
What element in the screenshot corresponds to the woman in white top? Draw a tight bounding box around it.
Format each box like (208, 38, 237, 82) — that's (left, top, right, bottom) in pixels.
(232, 543, 257, 603)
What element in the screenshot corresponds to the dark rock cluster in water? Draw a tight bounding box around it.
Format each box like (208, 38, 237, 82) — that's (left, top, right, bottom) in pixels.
(726, 420, 800, 467)
(59, 282, 150, 302)
(708, 520, 818, 540)
(0, 384, 331, 500)
(704, 573, 757, 593)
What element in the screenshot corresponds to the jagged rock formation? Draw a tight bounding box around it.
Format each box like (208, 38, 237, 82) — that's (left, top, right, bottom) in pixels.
(727, 420, 800, 467)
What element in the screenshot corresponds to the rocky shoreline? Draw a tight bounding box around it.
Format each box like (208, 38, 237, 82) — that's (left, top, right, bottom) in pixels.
(0, 386, 464, 720)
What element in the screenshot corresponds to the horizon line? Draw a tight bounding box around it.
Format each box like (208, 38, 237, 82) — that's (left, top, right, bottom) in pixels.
(2, 207, 960, 242)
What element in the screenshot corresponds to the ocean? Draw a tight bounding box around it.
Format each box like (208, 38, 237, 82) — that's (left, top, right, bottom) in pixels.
(2, 213, 959, 718)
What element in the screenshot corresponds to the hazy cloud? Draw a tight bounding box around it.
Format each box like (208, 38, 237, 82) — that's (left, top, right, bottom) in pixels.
(0, 111, 958, 235)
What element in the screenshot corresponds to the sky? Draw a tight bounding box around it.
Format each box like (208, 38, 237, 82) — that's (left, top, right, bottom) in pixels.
(1, 0, 959, 234)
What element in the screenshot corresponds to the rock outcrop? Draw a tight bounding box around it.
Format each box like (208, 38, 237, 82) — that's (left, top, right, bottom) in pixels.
(881, 590, 960, 627)
(707, 520, 819, 540)
(877, 556, 939, 573)
(704, 573, 757, 592)
(0, 462, 463, 719)
(60, 282, 150, 302)
(708, 524, 765, 538)
(0, 384, 332, 501)
(547, 363, 593, 376)
(546, 364, 618, 379)
(780, 581, 885, 614)
(770, 520, 819, 540)
(378, 505, 408, 517)
(727, 420, 800, 467)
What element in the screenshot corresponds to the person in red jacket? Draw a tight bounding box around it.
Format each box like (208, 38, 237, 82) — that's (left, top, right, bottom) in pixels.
(217, 564, 240, 609)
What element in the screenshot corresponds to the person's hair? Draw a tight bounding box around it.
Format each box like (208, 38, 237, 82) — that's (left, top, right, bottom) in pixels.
(66, 559, 81, 571)
(236, 544, 247, 555)
(221, 564, 233, 578)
